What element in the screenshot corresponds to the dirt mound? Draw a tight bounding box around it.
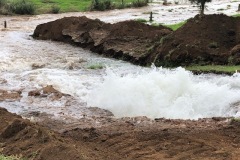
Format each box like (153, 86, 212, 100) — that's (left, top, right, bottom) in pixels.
(33, 16, 171, 65)
(63, 117, 240, 160)
(1, 107, 240, 159)
(153, 14, 240, 66)
(0, 107, 95, 160)
(33, 14, 240, 67)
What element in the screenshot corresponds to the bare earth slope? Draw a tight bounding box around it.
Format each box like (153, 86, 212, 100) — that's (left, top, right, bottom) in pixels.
(33, 16, 171, 66)
(1, 107, 240, 160)
(33, 14, 240, 67)
(153, 14, 240, 66)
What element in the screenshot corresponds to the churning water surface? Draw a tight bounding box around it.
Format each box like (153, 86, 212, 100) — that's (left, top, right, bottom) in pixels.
(0, 31, 240, 120)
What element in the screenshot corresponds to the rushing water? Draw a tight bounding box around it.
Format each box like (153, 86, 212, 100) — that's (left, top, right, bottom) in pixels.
(87, 67, 240, 119)
(0, 31, 240, 120)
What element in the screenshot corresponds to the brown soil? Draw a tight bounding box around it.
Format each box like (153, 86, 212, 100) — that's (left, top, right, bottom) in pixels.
(0, 108, 91, 160)
(33, 16, 171, 65)
(33, 14, 240, 67)
(1, 107, 240, 160)
(153, 14, 240, 66)
(28, 85, 70, 100)
(0, 89, 22, 101)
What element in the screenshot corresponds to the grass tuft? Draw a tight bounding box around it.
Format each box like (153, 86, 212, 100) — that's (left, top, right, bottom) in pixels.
(0, 154, 26, 160)
(233, 14, 240, 17)
(9, 0, 35, 15)
(87, 63, 105, 69)
(164, 21, 186, 31)
(51, 4, 60, 13)
(135, 18, 148, 23)
(185, 65, 240, 74)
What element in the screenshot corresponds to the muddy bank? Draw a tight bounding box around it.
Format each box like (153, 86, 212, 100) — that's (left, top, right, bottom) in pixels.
(33, 16, 171, 66)
(153, 14, 240, 66)
(0, 107, 92, 160)
(33, 14, 240, 67)
(1, 107, 240, 160)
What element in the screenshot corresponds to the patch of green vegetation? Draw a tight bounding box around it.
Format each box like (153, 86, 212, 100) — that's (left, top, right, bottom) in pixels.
(233, 14, 240, 17)
(164, 21, 186, 31)
(135, 18, 148, 23)
(208, 41, 218, 48)
(185, 65, 240, 74)
(232, 118, 240, 122)
(50, 4, 60, 13)
(90, 0, 148, 11)
(0, 0, 36, 15)
(9, 0, 36, 15)
(87, 63, 105, 69)
(0, 154, 26, 160)
(28, 0, 91, 13)
(131, 0, 148, 7)
(0, 0, 148, 14)
(25, 0, 148, 13)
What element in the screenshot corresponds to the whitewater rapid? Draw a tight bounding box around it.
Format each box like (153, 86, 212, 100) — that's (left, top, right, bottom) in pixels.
(1, 31, 240, 120)
(86, 67, 240, 119)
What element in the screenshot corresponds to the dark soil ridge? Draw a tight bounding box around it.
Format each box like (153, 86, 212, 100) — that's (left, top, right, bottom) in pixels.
(153, 14, 240, 67)
(33, 14, 240, 67)
(1, 107, 240, 160)
(33, 16, 171, 66)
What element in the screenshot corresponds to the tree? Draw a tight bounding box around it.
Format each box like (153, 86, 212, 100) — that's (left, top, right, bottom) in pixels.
(189, 0, 212, 15)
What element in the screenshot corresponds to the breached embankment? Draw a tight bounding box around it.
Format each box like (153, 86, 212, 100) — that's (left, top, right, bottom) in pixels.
(33, 14, 240, 67)
(33, 16, 171, 66)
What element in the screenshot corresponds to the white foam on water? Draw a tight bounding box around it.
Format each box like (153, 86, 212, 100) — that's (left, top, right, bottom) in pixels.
(86, 67, 240, 119)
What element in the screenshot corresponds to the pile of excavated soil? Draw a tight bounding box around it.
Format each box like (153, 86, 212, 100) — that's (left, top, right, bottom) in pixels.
(153, 14, 240, 66)
(33, 14, 240, 67)
(1, 107, 240, 160)
(33, 16, 171, 65)
(0, 107, 91, 160)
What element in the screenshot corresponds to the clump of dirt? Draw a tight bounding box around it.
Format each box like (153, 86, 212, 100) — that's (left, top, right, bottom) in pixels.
(33, 16, 171, 65)
(33, 14, 240, 67)
(0, 89, 22, 101)
(28, 85, 70, 100)
(153, 14, 240, 66)
(1, 107, 240, 160)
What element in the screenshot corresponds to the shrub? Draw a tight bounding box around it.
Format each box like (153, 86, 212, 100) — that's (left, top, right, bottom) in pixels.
(132, 0, 148, 7)
(51, 5, 60, 14)
(0, 0, 6, 7)
(9, 0, 35, 15)
(90, 0, 113, 11)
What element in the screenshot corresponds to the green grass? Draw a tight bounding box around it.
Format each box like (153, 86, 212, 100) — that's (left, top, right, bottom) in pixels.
(135, 18, 148, 23)
(185, 65, 240, 74)
(87, 63, 105, 69)
(28, 0, 91, 13)
(164, 21, 186, 31)
(0, 155, 25, 160)
(233, 14, 240, 17)
(28, 0, 146, 14)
